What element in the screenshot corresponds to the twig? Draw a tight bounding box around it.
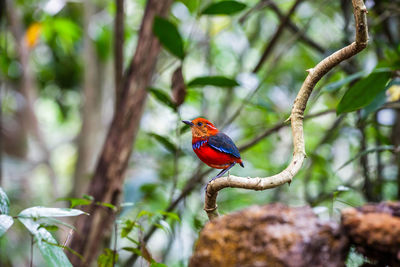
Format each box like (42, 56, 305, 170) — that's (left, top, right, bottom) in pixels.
(204, 0, 368, 220)
(374, 113, 383, 201)
(113, 222, 117, 267)
(114, 0, 124, 109)
(238, 0, 272, 24)
(252, 0, 304, 73)
(357, 113, 373, 201)
(30, 235, 33, 267)
(221, 15, 313, 129)
(239, 109, 335, 152)
(7, 0, 59, 197)
(267, 1, 325, 54)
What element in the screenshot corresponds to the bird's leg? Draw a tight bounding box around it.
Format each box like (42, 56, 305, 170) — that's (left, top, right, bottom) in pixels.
(204, 164, 236, 191)
(209, 164, 235, 182)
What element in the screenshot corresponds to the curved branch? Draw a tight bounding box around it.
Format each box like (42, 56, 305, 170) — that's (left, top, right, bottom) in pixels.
(204, 0, 368, 220)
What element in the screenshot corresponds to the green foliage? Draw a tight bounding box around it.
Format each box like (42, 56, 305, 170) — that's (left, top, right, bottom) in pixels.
(153, 17, 185, 59)
(177, 0, 200, 13)
(337, 145, 395, 171)
(18, 217, 73, 267)
(0, 187, 10, 214)
(121, 220, 142, 238)
(57, 196, 117, 211)
(148, 133, 178, 154)
(18, 207, 87, 218)
(201, 1, 247, 15)
(57, 197, 92, 208)
(322, 71, 366, 93)
(42, 17, 82, 54)
(0, 215, 14, 237)
(0, 187, 85, 267)
(4, 0, 400, 266)
(95, 25, 112, 61)
(336, 68, 392, 114)
(150, 263, 168, 267)
(159, 211, 180, 222)
(97, 248, 118, 267)
(149, 87, 177, 110)
(188, 76, 239, 87)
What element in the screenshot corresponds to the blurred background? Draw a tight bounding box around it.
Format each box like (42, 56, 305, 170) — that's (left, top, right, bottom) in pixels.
(1, 0, 400, 266)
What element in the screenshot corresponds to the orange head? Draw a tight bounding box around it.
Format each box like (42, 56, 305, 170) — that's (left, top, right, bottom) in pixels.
(182, 118, 219, 138)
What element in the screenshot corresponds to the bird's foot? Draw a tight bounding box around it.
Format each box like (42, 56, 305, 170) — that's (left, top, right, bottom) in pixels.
(204, 176, 217, 191)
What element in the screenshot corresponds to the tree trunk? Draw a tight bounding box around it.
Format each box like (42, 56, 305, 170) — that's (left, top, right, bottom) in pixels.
(67, 0, 174, 265)
(72, 0, 105, 198)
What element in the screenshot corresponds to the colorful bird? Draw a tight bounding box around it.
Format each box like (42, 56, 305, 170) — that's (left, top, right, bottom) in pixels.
(182, 118, 244, 184)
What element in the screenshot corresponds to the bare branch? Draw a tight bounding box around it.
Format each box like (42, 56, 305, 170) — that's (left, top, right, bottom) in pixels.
(252, 0, 304, 73)
(114, 0, 124, 109)
(204, 0, 368, 220)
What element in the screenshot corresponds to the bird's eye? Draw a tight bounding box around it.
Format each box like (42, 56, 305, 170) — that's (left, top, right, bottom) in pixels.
(197, 122, 203, 126)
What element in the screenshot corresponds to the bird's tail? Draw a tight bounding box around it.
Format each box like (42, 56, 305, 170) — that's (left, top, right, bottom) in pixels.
(239, 160, 244, 168)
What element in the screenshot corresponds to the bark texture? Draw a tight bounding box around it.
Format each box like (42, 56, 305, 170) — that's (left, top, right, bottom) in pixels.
(190, 204, 348, 267)
(67, 0, 173, 265)
(342, 202, 400, 265)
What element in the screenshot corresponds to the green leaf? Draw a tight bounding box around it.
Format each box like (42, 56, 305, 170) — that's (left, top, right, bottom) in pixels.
(126, 236, 140, 245)
(337, 69, 392, 114)
(121, 220, 141, 238)
(57, 197, 92, 208)
(201, 1, 247, 15)
(361, 90, 387, 118)
(137, 210, 154, 219)
(83, 194, 94, 201)
(159, 211, 180, 222)
(18, 217, 73, 267)
(39, 224, 59, 232)
(177, 0, 200, 13)
(322, 71, 366, 93)
(180, 124, 191, 134)
(154, 220, 172, 235)
(140, 183, 158, 194)
(97, 248, 118, 267)
(149, 88, 177, 110)
(42, 17, 81, 53)
(0, 215, 13, 237)
(148, 133, 177, 154)
(0, 187, 10, 214)
(18, 207, 87, 219)
(187, 76, 239, 87)
(42, 217, 76, 231)
(96, 202, 116, 210)
(95, 25, 112, 61)
(122, 247, 142, 256)
(153, 17, 184, 59)
(150, 263, 168, 267)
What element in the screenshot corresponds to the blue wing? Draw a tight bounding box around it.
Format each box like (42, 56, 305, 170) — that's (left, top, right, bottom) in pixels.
(208, 132, 241, 159)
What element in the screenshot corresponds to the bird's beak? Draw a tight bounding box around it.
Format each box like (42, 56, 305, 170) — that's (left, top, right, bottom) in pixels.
(182, 120, 194, 126)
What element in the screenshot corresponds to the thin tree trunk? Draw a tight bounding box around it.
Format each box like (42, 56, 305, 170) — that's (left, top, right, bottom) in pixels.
(72, 1, 104, 198)
(114, 0, 124, 109)
(67, 0, 174, 265)
(7, 0, 59, 197)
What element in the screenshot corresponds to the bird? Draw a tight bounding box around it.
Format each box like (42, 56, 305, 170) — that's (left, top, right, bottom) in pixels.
(182, 118, 244, 185)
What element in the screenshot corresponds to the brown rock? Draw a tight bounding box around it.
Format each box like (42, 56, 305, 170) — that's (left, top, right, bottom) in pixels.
(341, 201, 400, 265)
(190, 204, 348, 267)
